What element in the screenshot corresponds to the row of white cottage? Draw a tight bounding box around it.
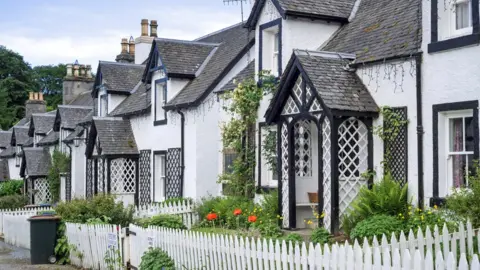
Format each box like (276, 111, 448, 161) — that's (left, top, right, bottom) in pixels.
(2, 0, 480, 234)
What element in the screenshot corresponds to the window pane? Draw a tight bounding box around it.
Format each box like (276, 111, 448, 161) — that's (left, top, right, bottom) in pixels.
(449, 118, 464, 152)
(456, 1, 471, 30)
(450, 154, 474, 188)
(465, 117, 474, 151)
(223, 151, 237, 174)
(156, 83, 165, 120)
(274, 33, 279, 52)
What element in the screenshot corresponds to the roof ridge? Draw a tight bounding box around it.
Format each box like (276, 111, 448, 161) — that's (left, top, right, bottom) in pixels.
(13, 126, 29, 129)
(32, 113, 56, 117)
(155, 38, 220, 47)
(294, 49, 356, 60)
(99, 61, 145, 67)
(93, 116, 125, 121)
(193, 22, 243, 41)
(58, 105, 93, 109)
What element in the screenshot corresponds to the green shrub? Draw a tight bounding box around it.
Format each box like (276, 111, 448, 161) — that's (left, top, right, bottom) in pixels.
(404, 207, 457, 233)
(196, 196, 255, 229)
(342, 174, 409, 235)
(48, 150, 71, 202)
(135, 214, 186, 230)
(283, 233, 303, 243)
(55, 195, 134, 226)
(310, 227, 331, 245)
(0, 194, 28, 209)
(0, 180, 23, 196)
(350, 215, 405, 241)
(446, 163, 480, 227)
(139, 248, 175, 270)
(259, 189, 279, 222)
(257, 221, 283, 238)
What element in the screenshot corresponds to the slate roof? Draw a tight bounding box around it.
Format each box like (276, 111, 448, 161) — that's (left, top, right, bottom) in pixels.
(55, 105, 93, 130)
(0, 146, 15, 158)
(0, 131, 12, 149)
(37, 130, 59, 146)
(23, 148, 52, 177)
(90, 117, 138, 156)
(109, 82, 151, 117)
(296, 51, 378, 112)
(217, 61, 255, 93)
(63, 126, 85, 143)
(30, 114, 56, 136)
(12, 127, 30, 146)
(245, 0, 354, 29)
(23, 137, 33, 147)
(93, 61, 145, 96)
(165, 23, 254, 109)
(68, 91, 94, 106)
(323, 0, 422, 63)
(155, 39, 218, 77)
(77, 111, 94, 126)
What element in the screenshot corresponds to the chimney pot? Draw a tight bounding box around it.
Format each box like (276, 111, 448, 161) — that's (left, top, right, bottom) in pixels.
(141, 19, 149, 36)
(29, 92, 33, 100)
(66, 64, 73, 77)
(121, 38, 128, 54)
(34, 92, 38, 100)
(86, 65, 92, 78)
(150, 20, 158, 37)
(128, 36, 135, 56)
(39, 92, 44, 101)
(73, 62, 80, 77)
(80, 65, 86, 76)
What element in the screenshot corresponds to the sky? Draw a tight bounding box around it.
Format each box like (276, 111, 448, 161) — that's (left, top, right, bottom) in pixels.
(0, 0, 252, 70)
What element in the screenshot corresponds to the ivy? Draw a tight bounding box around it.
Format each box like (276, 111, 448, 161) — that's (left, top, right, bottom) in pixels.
(219, 71, 277, 197)
(48, 149, 71, 203)
(372, 106, 409, 175)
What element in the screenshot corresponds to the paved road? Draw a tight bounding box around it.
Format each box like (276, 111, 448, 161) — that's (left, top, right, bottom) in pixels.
(0, 241, 76, 270)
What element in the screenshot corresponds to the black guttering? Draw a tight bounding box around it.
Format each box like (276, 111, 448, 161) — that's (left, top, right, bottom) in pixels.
(163, 38, 255, 111)
(415, 54, 424, 208)
(177, 110, 186, 197)
(428, 0, 480, 53)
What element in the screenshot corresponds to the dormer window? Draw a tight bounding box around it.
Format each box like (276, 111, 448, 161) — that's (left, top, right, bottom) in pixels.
(259, 19, 282, 77)
(154, 79, 167, 125)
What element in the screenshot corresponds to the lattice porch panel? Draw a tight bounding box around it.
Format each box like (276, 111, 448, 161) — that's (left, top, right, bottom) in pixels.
(338, 118, 369, 223)
(281, 96, 300, 115)
(384, 107, 408, 186)
(166, 148, 182, 198)
(139, 150, 151, 205)
(65, 173, 71, 201)
(322, 118, 332, 230)
(86, 159, 94, 198)
(310, 98, 322, 113)
(110, 158, 136, 194)
(97, 158, 105, 194)
(292, 76, 303, 105)
(34, 178, 51, 204)
(281, 121, 290, 228)
(294, 120, 312, 177)
(306, 85, 313, 105)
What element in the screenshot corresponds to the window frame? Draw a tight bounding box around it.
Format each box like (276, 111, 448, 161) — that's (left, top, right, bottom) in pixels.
(154, 78, 168, 126)
(153, 151, 167, 202)
(257, 123, 279, 191)
(451, 0, 473, 37)
(259, 18, 282, 77)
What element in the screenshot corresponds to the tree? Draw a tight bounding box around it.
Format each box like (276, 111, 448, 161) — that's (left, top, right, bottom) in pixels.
(0, 46, 36, 129)
(33, 64, 66, 111)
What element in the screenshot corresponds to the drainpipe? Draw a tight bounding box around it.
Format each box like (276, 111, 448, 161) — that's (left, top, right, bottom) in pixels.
(415, 54, 424, 209)
(177, 110, 185, 197)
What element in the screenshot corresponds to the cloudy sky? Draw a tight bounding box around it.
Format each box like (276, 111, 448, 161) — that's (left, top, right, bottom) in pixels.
(0, 0, 252, 70)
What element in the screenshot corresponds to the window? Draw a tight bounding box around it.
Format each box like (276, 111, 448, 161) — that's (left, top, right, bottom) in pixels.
(260, 126, 278, 187)
(446, 112, 474, 189)
(259, 19, 281, 77)
(453, 0, 472, 35)
(272, 32, 280, 77)
(155, 80, 167, 124)
(223, 149, 237, 174)
(154, 152, 166, 202)
(15, 146, 21, 167)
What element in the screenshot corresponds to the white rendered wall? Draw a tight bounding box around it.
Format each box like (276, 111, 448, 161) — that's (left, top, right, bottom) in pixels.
(356, 60, 419, 204)
(167, 78, 190, 103)
(7, 158, 20, 180)
(70, 141, 86, 199)
(108, 94, 127, 114)
(421, 0, 480, 201)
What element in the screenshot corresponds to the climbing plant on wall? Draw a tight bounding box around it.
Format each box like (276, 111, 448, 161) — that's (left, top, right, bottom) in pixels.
(219, 71, 277, 197)
(48, 149, 71, 202)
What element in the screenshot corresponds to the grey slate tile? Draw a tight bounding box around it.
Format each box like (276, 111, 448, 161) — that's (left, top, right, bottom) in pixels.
(23, 147, 52, 177)
(93, 117, 138, 156)
(96, 61, 145, 94)
(12, 127, 30, 146)
(56, 105, 93, 130)
(68, 91, 94, 106)
(30, 114, 56, 135)
(0, 146, 15, 158)
(109, 82, 151, 117)
(0, 131, 12, 149)
(37, 130, 59, 146)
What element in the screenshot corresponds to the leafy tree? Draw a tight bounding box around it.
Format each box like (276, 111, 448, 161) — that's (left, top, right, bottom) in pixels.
(33, 64, 66, 111)
(0, 45, 36, 129)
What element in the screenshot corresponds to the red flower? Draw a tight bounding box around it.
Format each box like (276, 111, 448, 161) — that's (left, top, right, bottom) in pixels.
(248, 215, 257, 223)
(206, 213, 218, 221)
(233, 209, 242, 216)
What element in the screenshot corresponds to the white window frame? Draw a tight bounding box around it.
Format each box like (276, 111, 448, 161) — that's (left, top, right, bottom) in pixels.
(450, 0, 473, 37)
(155, 81, 166, 122)
(154, 153, 166, 202)
(444, 109, 474, 193)
(100, 94, 108, 117)
(272, 32, 280, 77)
(15, 146, 21, 167)
(261, 126, 278, 188)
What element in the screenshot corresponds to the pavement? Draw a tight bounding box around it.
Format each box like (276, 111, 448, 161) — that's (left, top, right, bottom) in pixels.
(0, 240, 77, 270)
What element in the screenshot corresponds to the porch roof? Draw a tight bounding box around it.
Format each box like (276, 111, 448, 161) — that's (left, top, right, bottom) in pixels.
(266, 50, 378, 122)
(21, 147, 52, 177)
(37, 130, 59, 147)
(87, 117, 138, 157)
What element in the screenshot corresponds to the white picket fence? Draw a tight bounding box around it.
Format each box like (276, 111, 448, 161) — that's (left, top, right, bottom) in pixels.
(65, 223, 123, 270)
(125, 222, 480, 270)
(134, 200, 198, 229)
(0, 206, 53, 235)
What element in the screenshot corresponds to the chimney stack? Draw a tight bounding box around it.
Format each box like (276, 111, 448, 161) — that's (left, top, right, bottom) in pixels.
(25, 92, 46, 119)
(128, 36, 135, 55)
(121, 38, 128, 54)
(150, 20, 158, 37)
(63, 60, 94, 105)
(141, 19, 149, 36)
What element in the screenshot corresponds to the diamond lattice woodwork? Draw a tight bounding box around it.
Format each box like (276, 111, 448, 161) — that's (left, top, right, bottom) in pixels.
(338, 118, 368, 223)
(34, 178, 51, 204)
(294, 120, 312, 177)
(65, 173, 71, 201)
(384, 107, 408, 186)
(292, 76, 303, 105)
(86, 159, 94, 198)
(166, 148, 182, 198)
(282, 96, 300, 115)
(310, 98, 322, 112)
(111, 158, 136, 194)
(280, 121, 290, 228)
(97, 158, 105, 194)
(322, 118, 332, 230)
(139, 150, 151, 205)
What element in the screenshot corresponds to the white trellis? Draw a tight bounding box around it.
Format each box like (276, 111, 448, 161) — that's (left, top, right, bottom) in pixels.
(110, 158, 136, 194)
(280, 121, 290, 228)
(97, 158, 105, 194)
(338, 117, 369, 221)
(322, 118, 332, 230)
(33, 178, 51, 204)
(294, 120, 312, 177)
